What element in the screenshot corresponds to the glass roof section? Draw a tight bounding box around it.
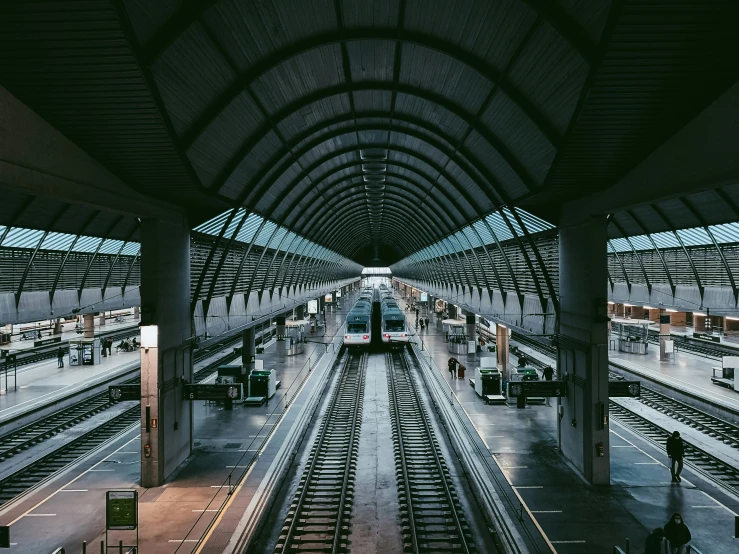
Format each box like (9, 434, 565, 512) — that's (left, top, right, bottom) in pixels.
(193, 209, 354, 264)
(0, 226, 136, 256)
(608, 221, 739, 252)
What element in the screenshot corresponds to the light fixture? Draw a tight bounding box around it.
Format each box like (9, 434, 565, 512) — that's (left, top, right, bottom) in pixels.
(607, 301, 615, 305)
(726, 316, 739, 321)
(642, 306, 654, 310)
(693, 312, 706, 317)
(666, 309, 678, 313)
(140, 325, 158, 349)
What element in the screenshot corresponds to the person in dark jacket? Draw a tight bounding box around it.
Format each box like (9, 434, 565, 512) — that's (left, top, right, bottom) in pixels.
(447, 357, 458, 379)
(663, 513, 691, 554)
(644, 528, 664, 554)
(666, 431, 685, 482)
(57, 346, 64, 368)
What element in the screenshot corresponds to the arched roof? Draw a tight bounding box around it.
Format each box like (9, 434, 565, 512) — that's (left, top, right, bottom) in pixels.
(0, 1, 737, 266)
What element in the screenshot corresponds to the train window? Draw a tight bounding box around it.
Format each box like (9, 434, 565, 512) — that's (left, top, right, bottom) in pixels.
(348, 323, 367, 333)
(385, 320, 405, 331)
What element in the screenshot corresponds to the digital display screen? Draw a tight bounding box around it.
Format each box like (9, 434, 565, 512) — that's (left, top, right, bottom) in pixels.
(420, 293, 428, 302)
(307, 300, 318, 314)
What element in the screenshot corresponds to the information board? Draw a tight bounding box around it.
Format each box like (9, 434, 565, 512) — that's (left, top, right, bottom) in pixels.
(608, 380, 641, 397)
(507, 380, 566, 398)
(34, 336, 62, 348)
(307, 300, 318, 314)
(106, 490, 138, 530)
(109, 384, 141, 402)
(693, 332, 720, 343)
(420, 293, 428, 302)
(183, 383, 243, 401)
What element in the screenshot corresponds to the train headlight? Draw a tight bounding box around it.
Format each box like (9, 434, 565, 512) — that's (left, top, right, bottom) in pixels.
(345, 335, 350, 339)
(401, 333, 407, 337)
(363, 335, 369, 340)
(384, 333, 390, 338)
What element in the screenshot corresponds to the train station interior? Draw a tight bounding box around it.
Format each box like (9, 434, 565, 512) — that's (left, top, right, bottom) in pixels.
(0, 1, 738, 553)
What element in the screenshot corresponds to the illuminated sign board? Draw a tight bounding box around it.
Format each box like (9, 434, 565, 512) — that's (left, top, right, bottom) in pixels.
(307, 300, 318, 314)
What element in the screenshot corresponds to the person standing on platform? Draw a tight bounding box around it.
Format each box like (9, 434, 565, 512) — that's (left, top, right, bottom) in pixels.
(666, 431, 685, 482)
(644, 528, 664, 554)
(542, 366, 554, 381)
(57, 346, 64, 368)
(108, 338, 113, 356)
(425, 317, 429, 329)
(663, 513, 691, 554)
(447, 357, 458, 380)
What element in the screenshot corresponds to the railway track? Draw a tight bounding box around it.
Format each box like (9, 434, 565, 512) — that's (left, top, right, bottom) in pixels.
(0, 333, 245, 466)
(608, 401, 739, 494)
(387, 350, 474, 553)
(0, 329, 275, 506)
(510, 333, 739, 492)
(275, 351, 366, 553)
(0, 404, 140, 506)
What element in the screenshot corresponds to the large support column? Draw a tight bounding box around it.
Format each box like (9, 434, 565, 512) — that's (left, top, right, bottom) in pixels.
(276, 315, 287, 354)
(496, 324, 510, 379)
(241, 327, 255, 376)
(558, 216, 610, 485)
(53, 318, 62, 334)
(99, 312, 106, 326)
(139, 218, 192, 488)
(134, 306, 140, 321)
(466, 312, 477, 359)
(659, 309, 671, 361)
(83, 313, 95, 338)
(296, 304, 304, 320)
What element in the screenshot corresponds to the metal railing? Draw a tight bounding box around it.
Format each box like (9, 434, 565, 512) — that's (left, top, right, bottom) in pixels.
(613, 538, 704, 554)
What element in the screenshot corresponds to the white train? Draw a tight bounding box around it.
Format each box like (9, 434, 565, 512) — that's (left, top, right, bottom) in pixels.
(344, 288, 374, 347)
(379, 286, 408, 348)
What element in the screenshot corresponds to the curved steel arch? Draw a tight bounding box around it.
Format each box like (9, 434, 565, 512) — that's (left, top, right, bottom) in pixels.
(226, 113, 511, 214)
(608, 216, 652, 294)
(626, 210, 675, 298)
(144, 26, 562, 150)
(270, 145, 517, 300)
(194, 83, 539, 195)
(317, 205, 468, 288)
(292, 174, 494, 294)
(650, 203, 704, 302)
(223, 118, 557, 314)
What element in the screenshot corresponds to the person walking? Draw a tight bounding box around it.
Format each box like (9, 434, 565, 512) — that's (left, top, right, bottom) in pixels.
(644, 528, 664, 554)
(447, 357, 458, 380)
(666, 431, 685, 482)
(57, 346, 64, 368)
(542, 366, 554, 380)
(663, 513, 691, 554)
(424, 317, 429, 329)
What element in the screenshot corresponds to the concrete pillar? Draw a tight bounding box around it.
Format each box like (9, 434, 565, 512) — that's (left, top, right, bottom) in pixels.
(99, 312, 106, 326)
(557, 216, 610, 485)
(134, 305, 140, 321)
(496, 324, 510, 379)
(276, 315, 287, 354)
(296, 304, 304, 320)
(139, 218, 192, 488)
(53, 318, 62, 334)
(242, 327, 255, 376)
(83, 313, 95, 338)
(659, 309, 671, 360)
(466, 312, 477, 359)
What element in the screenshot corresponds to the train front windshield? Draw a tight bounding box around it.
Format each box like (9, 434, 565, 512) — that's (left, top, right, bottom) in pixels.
(384, 319, 405, 332)
(348, 322, 367, 333)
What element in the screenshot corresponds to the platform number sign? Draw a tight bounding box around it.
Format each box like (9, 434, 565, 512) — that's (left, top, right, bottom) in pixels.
(0, 526, 9, 549)
(106, 490, 138, 530)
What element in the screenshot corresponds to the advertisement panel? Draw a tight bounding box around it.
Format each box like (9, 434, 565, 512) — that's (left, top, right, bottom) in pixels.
(420, 293, 428, 302)
(324, 293, 333, 303)
(307, 300, 318, 314)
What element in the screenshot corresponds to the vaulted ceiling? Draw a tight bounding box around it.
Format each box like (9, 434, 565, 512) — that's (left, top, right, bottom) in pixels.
(1, 1, 737, 266)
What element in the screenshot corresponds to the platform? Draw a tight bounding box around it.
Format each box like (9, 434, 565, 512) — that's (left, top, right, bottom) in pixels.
(401, 296, 739, 553)
(0, 349, 140, 427)
(0, 319, 138, 352)
(0, 291, 359, 554)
